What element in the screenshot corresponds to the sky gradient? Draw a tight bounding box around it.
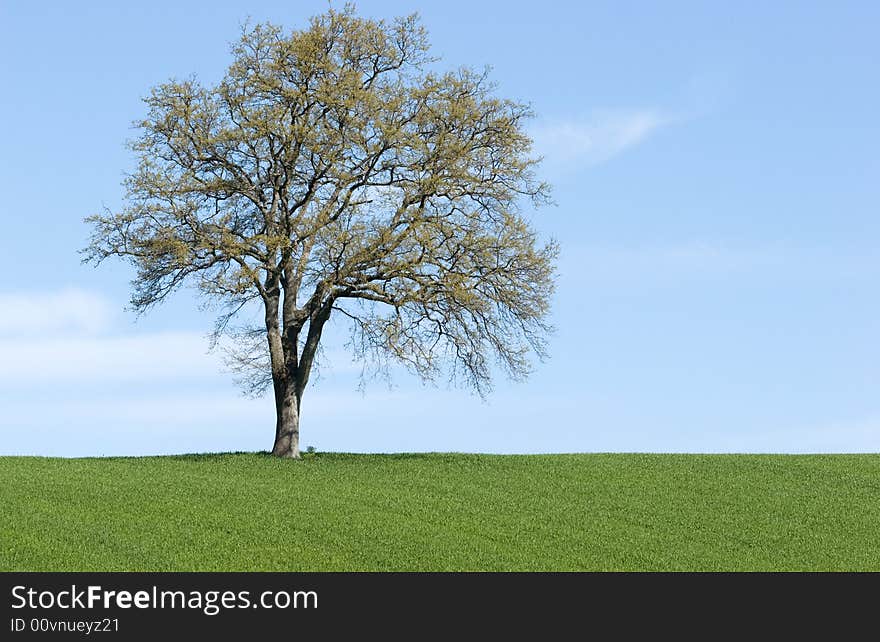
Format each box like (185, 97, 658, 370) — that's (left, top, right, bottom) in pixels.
(1, 1, 878, 456)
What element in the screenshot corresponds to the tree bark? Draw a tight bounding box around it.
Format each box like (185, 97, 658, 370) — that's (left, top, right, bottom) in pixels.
(265, 278, 331, 458)
(271, 377, 300, 458)
(265, 283, 302, 458)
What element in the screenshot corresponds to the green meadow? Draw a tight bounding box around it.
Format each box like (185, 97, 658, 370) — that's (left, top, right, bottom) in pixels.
(2, 453, 878, 571)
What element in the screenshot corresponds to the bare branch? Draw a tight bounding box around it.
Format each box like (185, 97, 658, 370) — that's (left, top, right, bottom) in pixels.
(84, 5, 556, 410)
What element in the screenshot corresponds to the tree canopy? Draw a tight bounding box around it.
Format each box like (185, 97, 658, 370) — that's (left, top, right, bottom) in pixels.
(84, 6, 557, 457)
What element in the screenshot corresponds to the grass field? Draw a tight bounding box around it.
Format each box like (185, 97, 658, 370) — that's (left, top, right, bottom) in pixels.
(1, 452, 879, 571)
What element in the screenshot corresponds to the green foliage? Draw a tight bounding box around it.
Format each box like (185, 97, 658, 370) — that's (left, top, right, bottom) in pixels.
(2, 453, 879, 571)
(83, 6, 556, 405)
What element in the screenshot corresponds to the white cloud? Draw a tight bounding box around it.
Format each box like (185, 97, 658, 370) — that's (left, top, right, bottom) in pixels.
(560, 242, 880, 286)
(531, 109, 668, 168)
(710, 416, 880, 454)
(0, 289, 578, 456)
(795, 416, 880, 453)
(0, 288, 114, 336)
(0, 288, 226, 383)
(0, 331, 223, 383)
(565, 241, 778, 277)
(0, 290, 368, 386)
(0, 389, 407, 425)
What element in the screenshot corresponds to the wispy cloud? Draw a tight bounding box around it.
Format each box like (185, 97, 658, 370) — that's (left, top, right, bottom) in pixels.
(559, 241, 880, 285)
(0, 290, 365, 387)
(0, 288, 381, 455)
(565, 241, 779, 279)
(531, 109, 671, 171)
(0, 332, 222, 383)
(794, 416, 880, 453)
(0, 288, 114, 336)
(709, 416, 880, 454)
(0, 288, 225, 383)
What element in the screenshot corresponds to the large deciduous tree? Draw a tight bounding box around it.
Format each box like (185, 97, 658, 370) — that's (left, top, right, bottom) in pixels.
(84, 7, 557, 458)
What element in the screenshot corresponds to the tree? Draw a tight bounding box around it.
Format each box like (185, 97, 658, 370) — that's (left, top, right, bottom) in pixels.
(84, 6, 557, 458)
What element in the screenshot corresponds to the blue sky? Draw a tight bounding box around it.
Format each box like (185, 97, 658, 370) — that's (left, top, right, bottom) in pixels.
(1, 1, 878, 456)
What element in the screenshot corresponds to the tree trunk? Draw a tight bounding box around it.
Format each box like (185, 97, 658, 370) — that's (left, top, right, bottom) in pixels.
(271, 377, 300, 458)
(265, 281, 301, 459)
(266, 283, 330, 459)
